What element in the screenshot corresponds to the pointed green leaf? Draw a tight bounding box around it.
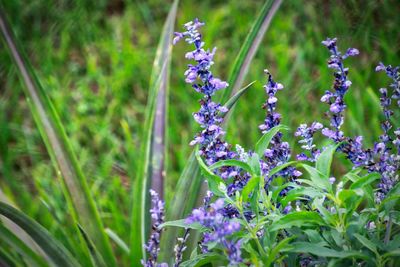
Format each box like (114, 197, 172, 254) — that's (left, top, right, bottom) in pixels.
(221, 0, 283, 102)
(0, 9, 115, 266)
(242, 176, 261, 202)
(350, 173, 380, 189)
(269, 211, 326, 231)
(316, 143, 341, 177)
(130, 0, 178, 264)
(105, 228, 130, 255)
(255, 125, 289, 156)
(0, 224, 48, 267)
(196, 151, 226, 197)
(219, 81, 255, 117)
(180, 252, 222, 267)
(298, 164, 331, 192)
(353, 234, 378, 254)
(290, 242, 368, 259)
(209, 159, 253, 175)
(160, 219, 203, 230)
(0, 202, 80, 267)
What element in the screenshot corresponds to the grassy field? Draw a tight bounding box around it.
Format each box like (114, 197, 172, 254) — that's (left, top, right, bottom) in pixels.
(0, 0, 399, 264)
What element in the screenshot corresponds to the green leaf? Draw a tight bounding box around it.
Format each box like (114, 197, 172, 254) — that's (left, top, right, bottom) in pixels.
(290, 242, 367, 259)
(0, 224, 48, 267)
(266, 236, 295, 266)
(180, 252, 222, 267)
(383, 249, 400, 258)
(196, 151, 226, 196)
(77, 225, 107, 267)
(105, 228, 130, 255)
(316, 143, 340, 177)
(353, 233, 378, 254)
(248, 153, 261, 176)
(0, 202, 80, 267)
(130, 0, 178, 264)
(160, 219, 203, 230)
(313, 197, 336, 226)
(0, 9, 115, 266)
(269, 211, 326, 231)
(269, 161, 296, 177)
(219, 81, 256, 116)
(382, 181, 400, 212)
(209, 159, 253, 175)
(280, 187, 322, 207)
(242, 176, 261, 202)
(298, 164, 331, 191)
(350, 173, 380, 189)
(221, 0, 283, 103)
(255, 125, 289, 156)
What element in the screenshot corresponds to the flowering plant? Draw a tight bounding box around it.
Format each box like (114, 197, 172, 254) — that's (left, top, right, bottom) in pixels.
(143, 19, 400, 267)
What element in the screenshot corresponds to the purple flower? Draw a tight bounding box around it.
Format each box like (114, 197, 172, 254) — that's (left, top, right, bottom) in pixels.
(374, 63, 400, 202)
(321, 37, 358, 143)
(258, 70, 300, 188)
(295, 122, 323, 162)
(142, 190, 167, 267)
(174, 229, 190, 267)
(186, 198, 242, 263)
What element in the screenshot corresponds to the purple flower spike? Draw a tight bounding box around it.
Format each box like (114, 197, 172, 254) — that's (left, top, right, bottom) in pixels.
(374, 62, 400, 202)
(186, 198, 242, 263)
(258, 70, 300, 188)
(142, 190, 167, 267)
(295, 122, 323, 162)
(321, 37, 358, 143)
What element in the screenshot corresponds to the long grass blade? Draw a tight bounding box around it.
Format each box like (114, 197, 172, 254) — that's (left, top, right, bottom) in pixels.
(0, 8, 116, 266)
(129, 0, 178, 265)
(221, 0, 282, 103)
(0, 202, 80, 267)
(0, 189, 49, 261)
(0, 224, 48, 267)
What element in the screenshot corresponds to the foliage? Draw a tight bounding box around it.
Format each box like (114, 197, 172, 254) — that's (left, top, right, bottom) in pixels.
(0, 0, 399, 267)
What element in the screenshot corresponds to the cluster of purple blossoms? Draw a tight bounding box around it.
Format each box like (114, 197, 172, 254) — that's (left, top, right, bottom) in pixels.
(173, 19, 246, 189)
(142, 190, 167, 267)
(320, 37, 359, 142)
(320, 38, 399, 202)
(173, 19, 233, 167)
(295, 122, 323, 162)
(173, 229, 190, 267)
(259, 70, 301, 187)
(374, 63, 400, 202)
(186, 198, 242, 265)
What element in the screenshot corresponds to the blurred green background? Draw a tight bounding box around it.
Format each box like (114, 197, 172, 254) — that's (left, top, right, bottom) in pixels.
(0, 0, 399, 253)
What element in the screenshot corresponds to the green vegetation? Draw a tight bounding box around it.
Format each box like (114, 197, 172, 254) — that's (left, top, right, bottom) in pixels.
(0, 0, 399, 266)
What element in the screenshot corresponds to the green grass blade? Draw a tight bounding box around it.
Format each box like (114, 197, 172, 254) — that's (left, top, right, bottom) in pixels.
(0, 9, 116, 266)
(0, 224, 48, 267)
(129, 0, 178, 265)
(221, 0, 283, 103)
(0, 202, 80, 267)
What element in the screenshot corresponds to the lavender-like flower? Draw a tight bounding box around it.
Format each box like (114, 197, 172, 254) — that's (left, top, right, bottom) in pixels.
(259, 70, 301, 186)
(142, 190, 167, 267)
(376, 63, 400, 108)
(374, 63, 400, 202)
(174, 19, 240, 182)
(174, 19, 230, 162)
(321, 38, 359, 142)
(186, 198, 242, 264)
(173, 229, 190, 267)
(295, 122, 323, 162)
